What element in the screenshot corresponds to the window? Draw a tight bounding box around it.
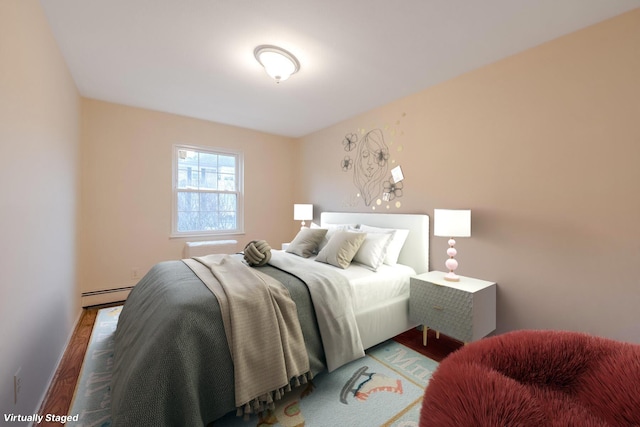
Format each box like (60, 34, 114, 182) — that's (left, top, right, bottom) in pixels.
(172, 145, 243, 236)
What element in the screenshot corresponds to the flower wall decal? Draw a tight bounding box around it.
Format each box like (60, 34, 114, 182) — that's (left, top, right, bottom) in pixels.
(342, 133, 358, 151)
(375, 148, 390, 167)
(383, 179, 403, 201)
(341, 156, 353, 171)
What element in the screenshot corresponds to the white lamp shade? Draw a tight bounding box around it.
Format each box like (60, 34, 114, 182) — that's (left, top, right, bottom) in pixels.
(434, 209, 471, 237)
(293, 204, 313, 221)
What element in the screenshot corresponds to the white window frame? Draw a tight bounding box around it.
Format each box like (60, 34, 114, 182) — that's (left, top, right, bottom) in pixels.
(171, 144, 244, 237)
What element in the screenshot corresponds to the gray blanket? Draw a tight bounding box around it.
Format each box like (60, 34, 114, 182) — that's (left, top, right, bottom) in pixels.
(111, 258, 325, 426)
(185, 255, 310, 415)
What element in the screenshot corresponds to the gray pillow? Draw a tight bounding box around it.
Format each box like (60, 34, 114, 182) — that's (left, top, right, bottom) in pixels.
(315, 230, 367, 269)
(286, 228, 328, 258)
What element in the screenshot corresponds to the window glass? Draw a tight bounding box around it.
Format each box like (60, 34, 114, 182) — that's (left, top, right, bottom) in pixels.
(173, 145, 243, 236)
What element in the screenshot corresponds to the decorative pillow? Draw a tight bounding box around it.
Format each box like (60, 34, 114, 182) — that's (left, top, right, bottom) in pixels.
(243, 240, 272, 266)
(352, 231, 395, 271)
(312, 222, 357, 252)
(286, 227, 328, 258)
(359, 225, 409, 266)
(315, 230, 367, 269)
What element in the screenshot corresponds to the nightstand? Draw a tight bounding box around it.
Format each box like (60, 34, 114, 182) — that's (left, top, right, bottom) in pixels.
(410, 271, 496, 346)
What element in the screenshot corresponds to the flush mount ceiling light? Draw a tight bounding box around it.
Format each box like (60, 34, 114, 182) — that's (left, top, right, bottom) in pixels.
(254, 45, 300, 83)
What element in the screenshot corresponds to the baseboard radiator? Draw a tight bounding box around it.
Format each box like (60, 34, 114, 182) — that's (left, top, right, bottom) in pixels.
(183, 239, 239, 258)
(81, 286, 133, 307)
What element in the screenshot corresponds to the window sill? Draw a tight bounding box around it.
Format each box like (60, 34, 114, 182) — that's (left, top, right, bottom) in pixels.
(170, 231, 245, 239)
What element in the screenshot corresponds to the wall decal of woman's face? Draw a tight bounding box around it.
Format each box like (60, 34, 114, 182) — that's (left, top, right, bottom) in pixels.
(353, 129, 389, 206)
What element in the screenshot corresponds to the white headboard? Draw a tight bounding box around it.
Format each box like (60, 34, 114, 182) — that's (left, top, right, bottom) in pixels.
(321, 212, 429, 274)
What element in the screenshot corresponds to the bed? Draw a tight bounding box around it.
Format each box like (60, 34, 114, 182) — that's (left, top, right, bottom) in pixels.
(111, 212, 429, 426)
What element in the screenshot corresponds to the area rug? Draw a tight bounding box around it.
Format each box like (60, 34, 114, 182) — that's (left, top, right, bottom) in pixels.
(67, 306, 121, 427)
(68, 307, 438, 427)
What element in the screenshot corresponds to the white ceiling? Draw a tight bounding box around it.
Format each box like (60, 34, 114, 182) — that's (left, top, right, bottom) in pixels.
(40, 0, 638, 138)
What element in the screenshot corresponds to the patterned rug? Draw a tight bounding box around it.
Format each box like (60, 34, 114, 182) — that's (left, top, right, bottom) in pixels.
(67, 306, 121, 427)
(68, 307, 438, 427)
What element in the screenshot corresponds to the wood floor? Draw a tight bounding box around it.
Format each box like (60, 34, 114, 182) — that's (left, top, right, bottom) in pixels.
(393, 327, 464, 363)
(37, 306, 462, 426)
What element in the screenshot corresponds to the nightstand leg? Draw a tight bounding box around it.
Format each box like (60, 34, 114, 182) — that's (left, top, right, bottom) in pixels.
(423, 326, 428, 346)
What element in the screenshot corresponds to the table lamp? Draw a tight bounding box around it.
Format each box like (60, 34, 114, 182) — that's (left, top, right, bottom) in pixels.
(434, 209, 471, 281)
(293, 204, 313, 229)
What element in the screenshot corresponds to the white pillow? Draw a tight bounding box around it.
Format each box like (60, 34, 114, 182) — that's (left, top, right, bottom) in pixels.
(315, 230, 366, 269)
(352, 231, 394, 271)
(359, 225, 409, 266)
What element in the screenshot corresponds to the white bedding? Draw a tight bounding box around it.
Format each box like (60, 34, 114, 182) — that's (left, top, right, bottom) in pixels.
(333, 261, 415, 312)
(268, 251, 365, 371)
(274, 250, 415, 314)
(282, 211, 429, 351)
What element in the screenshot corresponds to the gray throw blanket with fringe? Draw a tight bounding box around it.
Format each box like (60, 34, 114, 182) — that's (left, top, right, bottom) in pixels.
(111, 257, 325, 426)
(184, 254, 311, 416)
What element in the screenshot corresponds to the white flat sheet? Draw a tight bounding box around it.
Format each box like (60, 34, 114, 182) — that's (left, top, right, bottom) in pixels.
(338, 261, 416, 312)
(274, 250, 415, 314)
(268, 251, 365, 371)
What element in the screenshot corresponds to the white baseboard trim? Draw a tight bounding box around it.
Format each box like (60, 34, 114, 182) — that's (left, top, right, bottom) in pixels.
(35, 308, 83, 416)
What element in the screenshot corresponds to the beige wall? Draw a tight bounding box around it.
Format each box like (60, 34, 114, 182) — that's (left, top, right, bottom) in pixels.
(79, 100, 298, 295)
(0, 0, 81, 416)
(296, 9, 640, 343)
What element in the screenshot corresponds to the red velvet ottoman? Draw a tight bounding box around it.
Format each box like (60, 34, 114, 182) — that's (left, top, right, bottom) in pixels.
(420, 330, 640, 426)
